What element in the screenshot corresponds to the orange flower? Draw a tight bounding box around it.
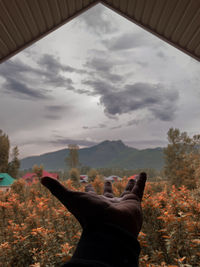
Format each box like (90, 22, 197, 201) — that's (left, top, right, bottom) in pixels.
(0, 242, 10, 250)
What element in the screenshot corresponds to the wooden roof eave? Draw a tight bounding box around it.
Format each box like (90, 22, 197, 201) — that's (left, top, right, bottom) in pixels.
(0, 0, 100, 64)
(0, 0, 200, 63)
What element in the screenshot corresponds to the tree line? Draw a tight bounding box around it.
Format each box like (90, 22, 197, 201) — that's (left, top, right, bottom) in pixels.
(1, 128, 200, 188)
(65, 128, 200, 189)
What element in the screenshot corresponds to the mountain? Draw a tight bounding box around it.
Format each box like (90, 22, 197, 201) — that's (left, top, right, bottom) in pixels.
(20, 140, 164, 171)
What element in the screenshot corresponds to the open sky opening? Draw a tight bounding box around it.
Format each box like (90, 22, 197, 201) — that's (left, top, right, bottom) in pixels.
(0, 3, 200, 159)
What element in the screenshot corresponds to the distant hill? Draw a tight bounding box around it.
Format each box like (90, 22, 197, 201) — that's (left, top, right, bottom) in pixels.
(20, 140, 164, 171)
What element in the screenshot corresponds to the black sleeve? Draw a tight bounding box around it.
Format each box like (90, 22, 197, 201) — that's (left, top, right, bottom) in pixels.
(63, 223, 141, 267)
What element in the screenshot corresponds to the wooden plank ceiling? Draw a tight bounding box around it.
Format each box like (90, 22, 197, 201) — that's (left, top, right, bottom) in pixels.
(0, 0, 200, 63)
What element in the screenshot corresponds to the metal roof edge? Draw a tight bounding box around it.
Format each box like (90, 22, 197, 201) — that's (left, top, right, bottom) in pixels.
(0, 0, 100, 64)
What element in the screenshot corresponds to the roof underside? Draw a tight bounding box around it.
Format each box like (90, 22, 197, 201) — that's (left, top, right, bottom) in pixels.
(0, 0, 200, 63)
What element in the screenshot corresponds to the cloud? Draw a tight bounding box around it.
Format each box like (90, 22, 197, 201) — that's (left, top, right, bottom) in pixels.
(45, 75, 74, 89)
(37, 54, 85, 89)
(38, 54, 85, 74)
(102, 32, 154, 51)
(44, 105, 69, 120)
(51, 137, 97, 147)
(157, 51, 166, 59)
(3, 78, 50, 100)
(20, 136, 97, 148)
(125, 139, 167, 148)
(110, 125, 123, 130)
(82, 123, 107, 129)
(44, 114, 61, 120)
(110, 117, 146, 130)
(135, 61, 148, 68)
(126, 118, 141, 126)
(0, 55, 86, 100)
(83, 79, 111, 95)
(45, 105, 67, 112)
(84, 56, 123, 83)
(84, 79, 179, 121)
(78, 3, 117, 35)
(102, 83, 179, 121)
(75, 88, 92, 95)
(38, 54, 75, 73)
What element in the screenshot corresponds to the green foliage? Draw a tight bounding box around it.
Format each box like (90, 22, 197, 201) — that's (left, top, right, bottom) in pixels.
(0, 130, 10, 173)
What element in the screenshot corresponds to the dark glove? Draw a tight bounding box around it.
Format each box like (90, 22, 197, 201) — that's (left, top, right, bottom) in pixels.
(41, 173, 146, 237)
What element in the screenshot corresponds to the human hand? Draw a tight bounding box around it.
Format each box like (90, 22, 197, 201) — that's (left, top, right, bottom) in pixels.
(41, 172, 147, 237)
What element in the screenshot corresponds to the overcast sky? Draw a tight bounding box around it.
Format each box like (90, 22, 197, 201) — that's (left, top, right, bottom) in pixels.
(0, 3, 200, 158)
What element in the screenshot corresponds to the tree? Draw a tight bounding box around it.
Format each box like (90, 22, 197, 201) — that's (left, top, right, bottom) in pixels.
(69, 168, 80, 185)
(164, 128, 200, 188)
(33, 164, 44, 178)
(88, 169, 98, 182)
(66, 144, 80, 169)
(0, 130, 10, 173)
(80, 165, 90, 174)
(180, 135, 200, 189)
(7, 146, 20, 178)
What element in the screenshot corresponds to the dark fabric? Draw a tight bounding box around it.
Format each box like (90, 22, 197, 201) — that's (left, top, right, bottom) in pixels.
(63, 223, 140, 267)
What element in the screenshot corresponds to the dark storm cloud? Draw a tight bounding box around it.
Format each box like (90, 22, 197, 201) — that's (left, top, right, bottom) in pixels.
(0, 59, 45, 89)
(39, 54, 75, 73)
(45, 75, 74, 89)
(4, 78, 49, 100)
(101, 83, 179, 121)
(83, 79, 111, 95)
(83, 79, 179, 121)
(0, 55, 86, 99)
(0, 59, 33, 76)
(75, 88, 92, 95)
(85, 57, 113, 72)
(84, 57, 123, 83)
(38, 54, 86, 74)
(79, 3, 117, 35)
(102, 32, 154, 51)
(36, 54, 84, 89)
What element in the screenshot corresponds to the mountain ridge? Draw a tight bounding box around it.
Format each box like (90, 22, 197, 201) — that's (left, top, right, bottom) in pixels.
(20, 140, 164, 171)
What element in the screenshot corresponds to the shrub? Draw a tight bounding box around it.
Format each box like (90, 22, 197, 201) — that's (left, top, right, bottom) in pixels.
(0, 178, 199, 266)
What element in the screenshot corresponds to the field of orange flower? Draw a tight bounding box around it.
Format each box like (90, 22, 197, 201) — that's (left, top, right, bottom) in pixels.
(0, 178, 200, 267)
